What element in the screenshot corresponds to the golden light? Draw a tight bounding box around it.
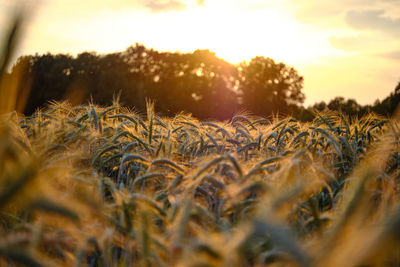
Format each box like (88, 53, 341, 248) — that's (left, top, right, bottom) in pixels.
(12, 0, 399, 109)
(134, 2, 339, 65)
(25, 1, 340, 67)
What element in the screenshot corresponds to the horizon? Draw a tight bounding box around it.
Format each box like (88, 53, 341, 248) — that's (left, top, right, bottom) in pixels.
(1, 0, 400, 106)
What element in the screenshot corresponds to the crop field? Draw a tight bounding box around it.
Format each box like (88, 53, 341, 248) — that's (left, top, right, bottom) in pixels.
(0, 100, 399, 267)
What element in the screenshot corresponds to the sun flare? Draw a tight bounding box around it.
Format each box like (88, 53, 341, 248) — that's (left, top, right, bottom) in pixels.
(16, 0, 400, 108)
(132, 3, 337, 65)
(30, 2, 337, 67)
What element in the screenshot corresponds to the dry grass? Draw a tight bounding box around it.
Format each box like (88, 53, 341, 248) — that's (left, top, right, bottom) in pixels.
(0, 100, 399, 266)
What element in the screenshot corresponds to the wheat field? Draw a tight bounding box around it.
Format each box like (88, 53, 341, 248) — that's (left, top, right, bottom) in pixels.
(0, 99, 398, 267)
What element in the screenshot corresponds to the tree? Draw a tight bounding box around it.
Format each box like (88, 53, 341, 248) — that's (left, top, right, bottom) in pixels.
(20, 53, 75, 114)
(11, 45, 305, 120)
(239, 56, 304, 116)
(121, 45, 238, 120)
(372, 81, 400, 116)
(313, 101, 327, 112)
(327, 97, 345, 111)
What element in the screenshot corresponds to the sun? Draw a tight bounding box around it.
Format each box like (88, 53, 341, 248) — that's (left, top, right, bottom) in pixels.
(29, 0, 338, 68)
(127, 2, 337, 66)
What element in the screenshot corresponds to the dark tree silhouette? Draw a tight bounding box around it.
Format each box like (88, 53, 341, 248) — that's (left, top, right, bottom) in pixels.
(23, 53, 75, 114)
(11, 44, 309, 120)
(121, 45, 238, 119)
(327, 97, 345, 111)
(372, 81, 400, 116)
(313, 101, 327, 112)
(238, 56, 304, 116)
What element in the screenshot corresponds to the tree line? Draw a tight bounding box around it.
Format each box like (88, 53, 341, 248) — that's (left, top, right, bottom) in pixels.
(7, 43, 400, 120)
(302, 82, 400, 121)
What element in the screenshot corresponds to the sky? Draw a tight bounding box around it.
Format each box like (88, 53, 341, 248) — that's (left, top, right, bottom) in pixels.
(1, 0, 400, 106)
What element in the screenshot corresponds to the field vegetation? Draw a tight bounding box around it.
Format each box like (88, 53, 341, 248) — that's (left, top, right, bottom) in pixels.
(0, 99, 399, 266)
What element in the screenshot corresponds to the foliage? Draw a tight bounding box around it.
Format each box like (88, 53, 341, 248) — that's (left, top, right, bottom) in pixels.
(10, 45, 400, 122)
(372, 81, 400, 116)
(10, 44, 306, 120)
(239, 56, 304, 115)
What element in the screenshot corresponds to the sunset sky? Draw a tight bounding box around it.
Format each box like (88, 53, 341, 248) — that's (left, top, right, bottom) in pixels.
(1, 0, 400, 106)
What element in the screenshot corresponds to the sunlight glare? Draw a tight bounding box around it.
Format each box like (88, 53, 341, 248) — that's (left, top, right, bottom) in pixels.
(97, 3, 339, 66)
(28, 0, 341, 67)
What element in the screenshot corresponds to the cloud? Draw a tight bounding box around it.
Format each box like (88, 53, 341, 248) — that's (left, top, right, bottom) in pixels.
(345, 9, 400, 35)
(289, 0, 400, 25)
(38, 0, 188, 15)
(329, 34, 389, 51)
(329, 34, 400, 61)
(380, 50, 400, 60)
(290, 1, 345, 22)
(289, 1, 400, 62)
(142, 0, 187, 13)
